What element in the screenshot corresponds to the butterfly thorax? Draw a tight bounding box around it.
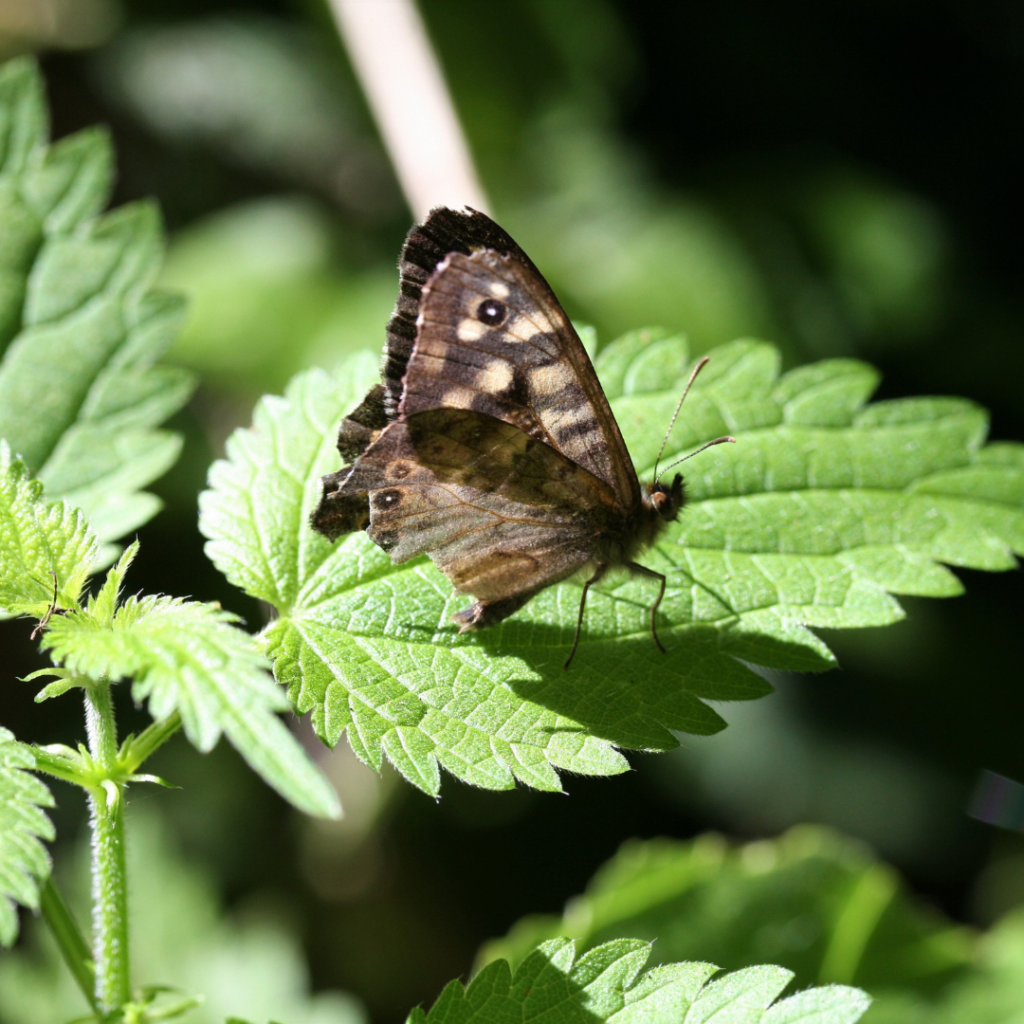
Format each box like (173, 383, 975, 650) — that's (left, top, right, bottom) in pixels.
(592, 472, 685, 568)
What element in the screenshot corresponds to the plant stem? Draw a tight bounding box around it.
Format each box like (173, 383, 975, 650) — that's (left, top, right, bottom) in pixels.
(84, 682, 131, 1016)
(85, 681, 118, 768)
(40, 879, 98, 1016)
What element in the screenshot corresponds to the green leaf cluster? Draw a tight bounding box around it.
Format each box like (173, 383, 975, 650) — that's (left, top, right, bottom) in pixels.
(478, 826, 972, 1008)
(0, 729, 54, 947)
(200, 330, 1024, 796)
(41, 565, 337, 817)
(0, 57, 193, 555)
(0, 439, 337, 822)
(0, 811, 363, 1024)
(410, 937, 869, 1024)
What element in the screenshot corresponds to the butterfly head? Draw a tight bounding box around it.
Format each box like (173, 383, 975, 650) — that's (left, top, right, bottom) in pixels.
(646, 473, 685, 522)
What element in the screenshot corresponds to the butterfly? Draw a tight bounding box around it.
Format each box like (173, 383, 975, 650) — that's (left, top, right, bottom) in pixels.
(311, 207, 734, 667)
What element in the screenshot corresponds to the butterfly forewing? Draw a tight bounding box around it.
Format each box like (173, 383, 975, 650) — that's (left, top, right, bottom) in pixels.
(404, 248, 641, 510)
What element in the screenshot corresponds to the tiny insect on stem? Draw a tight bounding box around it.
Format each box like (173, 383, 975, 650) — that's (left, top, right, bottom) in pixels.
(30, 572, 61, 641)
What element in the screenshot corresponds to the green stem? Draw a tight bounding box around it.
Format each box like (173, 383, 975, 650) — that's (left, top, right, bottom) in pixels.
(84, 683, 130, 1016)
(40, 879, 98, 1016)
(85, 682, 118, 769)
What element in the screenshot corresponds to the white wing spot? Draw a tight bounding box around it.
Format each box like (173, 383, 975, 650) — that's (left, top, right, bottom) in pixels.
(489, 281, 510, 300)
(458, 318, 488, 342)
(476, 361, 515, 393)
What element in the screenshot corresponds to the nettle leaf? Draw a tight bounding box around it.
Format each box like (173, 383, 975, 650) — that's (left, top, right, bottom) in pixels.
(39, 555, 339, 818)
(0, 440, 97, 617)
(406, 937, 870, 1024)
(479, 826, 973, 1003)
(0, 57, 193, 554)
(200, 334, 1024, 795)
(0, 727, 55, 947)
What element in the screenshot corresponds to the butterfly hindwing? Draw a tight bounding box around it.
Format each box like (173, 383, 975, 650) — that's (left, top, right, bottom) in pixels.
(338, 407, 615, 557)
(336, 408, 597, 612)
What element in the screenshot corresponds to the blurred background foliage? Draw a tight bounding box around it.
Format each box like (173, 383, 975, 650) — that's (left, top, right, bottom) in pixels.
(1, 1, 1024, 1022)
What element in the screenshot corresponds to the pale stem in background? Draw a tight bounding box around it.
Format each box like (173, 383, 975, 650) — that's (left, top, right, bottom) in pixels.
(328, 0, 490, 220)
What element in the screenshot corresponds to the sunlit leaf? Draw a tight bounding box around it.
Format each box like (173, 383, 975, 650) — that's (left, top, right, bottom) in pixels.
(0, 441, 96, 618)
(478, 825, 973, 1002)
(0, 57, 192, 554)
(200, 333, 1024, 795)
(406, 937, 870, 1024)
(41, 565, 338, 819)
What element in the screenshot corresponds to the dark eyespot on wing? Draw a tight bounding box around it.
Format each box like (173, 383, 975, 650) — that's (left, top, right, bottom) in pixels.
(476, 299, 507, 325)
(310, 481, 370, 540)
(373, 489, 403, 510)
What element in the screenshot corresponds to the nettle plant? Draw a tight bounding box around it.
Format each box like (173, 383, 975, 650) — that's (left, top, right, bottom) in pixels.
(1, 57, 1022, 1024)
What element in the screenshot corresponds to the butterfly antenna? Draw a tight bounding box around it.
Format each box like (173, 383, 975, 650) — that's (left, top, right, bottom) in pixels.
(653, 356, 711, 479)
(655, 435, 736, 485)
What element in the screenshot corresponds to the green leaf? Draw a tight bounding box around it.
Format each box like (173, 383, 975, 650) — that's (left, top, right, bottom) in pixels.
(40, 575, 339, 819)
(479, 826, 973, 1002)
(406, 937, 870, 1024)
(0, 440, 97, 617)
(0, 727, 55, 947)
(200, 334, 1024, 795)
(0, 57, 192, 551)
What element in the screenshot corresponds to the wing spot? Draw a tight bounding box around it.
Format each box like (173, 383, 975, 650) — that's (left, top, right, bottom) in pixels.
(475, 361, 515, 393)
(373, 489, 403, 510)
(389, 460, 414, 480)
(476, 299, 508, 326)
(375, 529, 398, 551)
(458, 318, 488, 342)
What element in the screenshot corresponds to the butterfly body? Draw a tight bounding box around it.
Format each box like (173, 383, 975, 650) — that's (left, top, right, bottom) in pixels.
(312, 207, 700, 663)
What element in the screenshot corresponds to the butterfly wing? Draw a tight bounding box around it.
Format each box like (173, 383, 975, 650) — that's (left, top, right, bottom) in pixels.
(313, 206, 643, 632)
(402, 241, 641, 510)
(337, 407, 612, 622)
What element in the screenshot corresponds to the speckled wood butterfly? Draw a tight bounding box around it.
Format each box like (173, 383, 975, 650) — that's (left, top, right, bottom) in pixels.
(312, 208, 734, 666)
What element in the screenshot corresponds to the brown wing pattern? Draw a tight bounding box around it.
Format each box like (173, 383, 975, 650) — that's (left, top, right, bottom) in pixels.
(312, 206, 644, 635)
(339, 407, 618, 544)
(402, 247, 640, 509)
(336, 408, 600, 611)
(382, 207, 555, 418)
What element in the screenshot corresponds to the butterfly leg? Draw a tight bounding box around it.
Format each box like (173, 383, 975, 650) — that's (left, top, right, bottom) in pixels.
(625, 561, 667, 655)
(564, 563, 608, 670)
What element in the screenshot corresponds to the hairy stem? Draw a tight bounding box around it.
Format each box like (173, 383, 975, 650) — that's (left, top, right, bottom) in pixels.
(84, 682, 130, 1015)
(40, 879, 98, 1016)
